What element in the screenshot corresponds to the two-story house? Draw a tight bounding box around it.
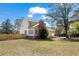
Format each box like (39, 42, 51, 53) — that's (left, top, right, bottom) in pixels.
(17, 19, 46, 39)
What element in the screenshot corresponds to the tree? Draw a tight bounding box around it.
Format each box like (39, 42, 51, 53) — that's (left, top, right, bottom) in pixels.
(38, 20, 48, 39)
(47, 3, 79, 38)
(0, 19, 15, 34)
(39, 28, 48, 39)
(15, 17, 24, 33)
(72, 9, 79, 18)
(70, 22, 79, 33)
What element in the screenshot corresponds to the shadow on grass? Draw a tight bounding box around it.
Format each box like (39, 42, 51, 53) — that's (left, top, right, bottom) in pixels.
(0, 38, 25, 41)
(0, 39, 8, 41)
(0, 38, 53, 41)
(65, 38, 79, 42)
(25, 38, 54, 41)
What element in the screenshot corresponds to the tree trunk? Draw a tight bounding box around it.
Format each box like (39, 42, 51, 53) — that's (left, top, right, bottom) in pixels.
(63, 3, 69, 39)
(65, 26, 69, 38)
(64, 19, 69, 38)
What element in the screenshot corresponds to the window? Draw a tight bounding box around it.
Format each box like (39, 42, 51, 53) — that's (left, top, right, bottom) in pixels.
(35, 30, 38, 34)
(29, 30, 33, 34)
(25, 30, 27, 34)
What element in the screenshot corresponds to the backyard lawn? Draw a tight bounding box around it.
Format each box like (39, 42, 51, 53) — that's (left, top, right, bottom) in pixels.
(0, 39, 79, 56)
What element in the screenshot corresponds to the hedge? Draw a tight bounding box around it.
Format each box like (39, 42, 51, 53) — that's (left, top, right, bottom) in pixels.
(0, 34, 27, 40)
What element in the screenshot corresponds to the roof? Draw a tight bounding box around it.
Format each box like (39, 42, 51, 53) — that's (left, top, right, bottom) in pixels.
(32, 24, 39, 28)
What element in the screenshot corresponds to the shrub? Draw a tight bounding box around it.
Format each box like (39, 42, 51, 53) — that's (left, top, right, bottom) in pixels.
(0, 34, 26, 40)
(70, 33, 79, 37)
(39, 28, 48, 39)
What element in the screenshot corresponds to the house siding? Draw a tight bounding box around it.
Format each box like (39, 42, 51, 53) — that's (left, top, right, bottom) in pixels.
(18, 19, 55, 39)
(18, 20, 29, 34)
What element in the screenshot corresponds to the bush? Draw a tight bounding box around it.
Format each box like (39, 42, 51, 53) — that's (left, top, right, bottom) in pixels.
(39, 28, 48, 39)
(70, 33, 79, 37)
(0, 34, 26, 40)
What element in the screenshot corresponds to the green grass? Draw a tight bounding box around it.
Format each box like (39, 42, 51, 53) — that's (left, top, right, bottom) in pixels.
(0, 39, 79, 56)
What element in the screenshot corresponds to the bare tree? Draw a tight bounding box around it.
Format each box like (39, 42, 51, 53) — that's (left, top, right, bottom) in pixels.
(47, 3, 79, 38)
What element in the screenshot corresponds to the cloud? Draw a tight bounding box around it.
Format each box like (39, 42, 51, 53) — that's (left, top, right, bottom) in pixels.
(41, 15, 48, 19)
(27, 14, 33, 17)
(27, 6, 48, 18)
(44, 21, 50, 27)
(29, 6, 47, 15)
(41, 15, 52, 20)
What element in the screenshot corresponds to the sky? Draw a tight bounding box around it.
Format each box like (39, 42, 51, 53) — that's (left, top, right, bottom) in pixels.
(0, 3, 79, 27)
(0, 3, 50, 26)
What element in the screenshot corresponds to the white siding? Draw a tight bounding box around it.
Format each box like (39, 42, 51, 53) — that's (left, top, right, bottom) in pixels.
(27, 29, 35, 36)
(18, 19, 38, 36)
(18, 20, 29, 34)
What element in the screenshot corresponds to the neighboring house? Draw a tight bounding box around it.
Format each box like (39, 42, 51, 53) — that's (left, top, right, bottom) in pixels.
(47, 27, 55, 37)
(17, 19, 46, 39)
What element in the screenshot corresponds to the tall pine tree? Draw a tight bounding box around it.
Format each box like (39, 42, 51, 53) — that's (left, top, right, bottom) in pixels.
(0, 19, 15, 34)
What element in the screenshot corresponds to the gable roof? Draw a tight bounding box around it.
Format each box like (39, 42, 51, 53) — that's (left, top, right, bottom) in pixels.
(32, 24, 39, 28)
(28, 20, 38, 28)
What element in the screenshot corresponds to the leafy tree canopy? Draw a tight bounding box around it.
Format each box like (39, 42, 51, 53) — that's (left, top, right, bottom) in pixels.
(0, 19, 15, 34)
